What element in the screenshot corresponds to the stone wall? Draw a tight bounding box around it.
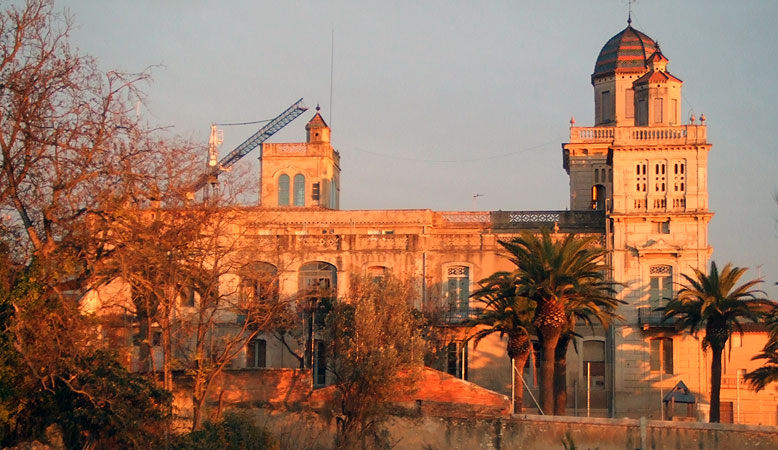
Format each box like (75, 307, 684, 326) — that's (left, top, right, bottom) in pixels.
(255, 408, 778, 450)
(382, 414, 778, 450)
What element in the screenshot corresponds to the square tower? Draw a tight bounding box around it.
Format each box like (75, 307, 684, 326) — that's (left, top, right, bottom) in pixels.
(260, 107, 341, 209)
(563, 21, 713, 418)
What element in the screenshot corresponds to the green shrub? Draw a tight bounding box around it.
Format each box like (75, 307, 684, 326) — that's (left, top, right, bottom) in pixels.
(174, 412, 277, 450)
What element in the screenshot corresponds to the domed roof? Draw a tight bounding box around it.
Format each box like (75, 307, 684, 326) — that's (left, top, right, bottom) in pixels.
(593, 23, 657, 78)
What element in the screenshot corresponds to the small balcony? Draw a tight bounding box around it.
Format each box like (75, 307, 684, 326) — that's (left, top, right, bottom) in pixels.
(638, 307, 677, 330)
(441, 307, 484, 325)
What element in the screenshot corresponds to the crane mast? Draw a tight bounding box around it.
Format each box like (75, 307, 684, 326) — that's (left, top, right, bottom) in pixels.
(191, 98, 308, 198)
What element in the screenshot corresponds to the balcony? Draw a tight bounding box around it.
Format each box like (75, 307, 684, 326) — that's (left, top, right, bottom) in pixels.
(488, 210, 605, 233)
(568, 125, 707, 146)
(638, 307, 677, 330)
(441, 307, 484, 325)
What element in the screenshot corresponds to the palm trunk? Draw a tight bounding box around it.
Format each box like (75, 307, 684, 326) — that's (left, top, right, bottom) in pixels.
(512, 351, 529, 413)
(538, 326, 561, 415)
(710, 343, 724, 423)
(554, 333, 571, 416)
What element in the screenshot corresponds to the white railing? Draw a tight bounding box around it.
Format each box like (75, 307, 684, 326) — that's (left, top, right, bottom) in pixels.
(569, 125, 707, 145)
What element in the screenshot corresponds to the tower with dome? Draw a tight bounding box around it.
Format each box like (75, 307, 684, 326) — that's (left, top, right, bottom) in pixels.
(564, 19, 716, 418)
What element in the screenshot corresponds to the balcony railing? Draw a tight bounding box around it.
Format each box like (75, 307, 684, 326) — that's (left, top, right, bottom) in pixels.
(442, 307, 484, 325)
(569, 125, 707, 146)
(637, 307, 677, 330)
(489, 210, 605, 232)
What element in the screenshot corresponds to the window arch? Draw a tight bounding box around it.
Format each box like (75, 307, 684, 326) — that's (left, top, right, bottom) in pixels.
(239, 262, 279, 308)
(293, 174, 305, 206)
(366, 265, 388, 282)
(299, 261, 337, 297)
(278, 174, 290, 206)
(591, 184, 606, 210)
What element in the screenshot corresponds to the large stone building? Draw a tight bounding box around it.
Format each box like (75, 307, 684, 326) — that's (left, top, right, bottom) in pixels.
(90, 20, 777, 424)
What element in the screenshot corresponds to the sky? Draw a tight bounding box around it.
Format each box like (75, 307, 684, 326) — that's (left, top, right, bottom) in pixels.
(61, 0, 778, 298)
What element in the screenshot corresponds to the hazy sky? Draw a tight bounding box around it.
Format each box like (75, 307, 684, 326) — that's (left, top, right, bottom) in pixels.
(61, 0, 778, 297)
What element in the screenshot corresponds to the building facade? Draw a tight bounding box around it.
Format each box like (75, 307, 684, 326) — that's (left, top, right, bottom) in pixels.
(90, 20, 778, 424)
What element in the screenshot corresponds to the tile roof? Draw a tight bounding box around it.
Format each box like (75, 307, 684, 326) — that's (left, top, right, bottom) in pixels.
(593, 25, 657, 78)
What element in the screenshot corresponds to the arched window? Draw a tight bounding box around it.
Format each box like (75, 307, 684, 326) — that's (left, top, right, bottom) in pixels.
(367, 265, 388, 283)
(299, 261, 337, 298)
(239, 262, 278, 308)
(293, 174, 305, 206)
(278, 174, 290, 206)
(591, 184, 606, 210)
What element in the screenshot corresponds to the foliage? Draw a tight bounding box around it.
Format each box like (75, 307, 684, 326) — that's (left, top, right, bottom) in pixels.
(497, 229, 617, 415)
(745, 304, 778, 391)
(468, 271, 536, 413)
(0, 265, 171, 449)
(661, 261, 767, 422)
(325, 275, 427, 449)
(172, 412, 278, 450)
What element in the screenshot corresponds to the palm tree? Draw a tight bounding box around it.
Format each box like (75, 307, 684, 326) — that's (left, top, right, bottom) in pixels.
(553, 290, 622, 415)
(745, 304, 778, 392)
(467, 271, 536, 413)
(499, 229, 614, 415)
(661, 261, 766, 423)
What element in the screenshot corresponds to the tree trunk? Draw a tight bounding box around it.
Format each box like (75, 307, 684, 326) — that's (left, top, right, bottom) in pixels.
(507, 332, 530, 414)
(512, 351, 530, 414)
(538, 326, 561, 415)
(162, 314, 172, 392)
(710, 344, 724, 423)
(554, 333, 571, 416)
(137, 311, 152, 373)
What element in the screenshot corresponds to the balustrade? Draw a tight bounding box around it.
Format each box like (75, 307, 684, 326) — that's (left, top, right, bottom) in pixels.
(569, 125, 707, 145)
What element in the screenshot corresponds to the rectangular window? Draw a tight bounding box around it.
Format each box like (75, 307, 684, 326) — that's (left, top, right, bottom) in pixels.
(671, 99, 678, 124)
(625, 88, 635, 118)
(445, 266, 470, 321)
(312, 182, 320, 203)
(654, 98, 664, 123)
(601, 91, 612, 122)
(583, 340, 606, 389)
(649, 266, 673, 308)
(650, 338, 673, 374)
(446, 342, 468, 380)
(653, 220, 670, 234)
(638, 99, 647, 125)
(653, 161, 666, 193)
(636, 162, 647, 192)
(247, 338, 267, 368)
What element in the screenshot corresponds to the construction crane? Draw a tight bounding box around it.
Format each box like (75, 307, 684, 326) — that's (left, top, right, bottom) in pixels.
(190, 98, 309, 198)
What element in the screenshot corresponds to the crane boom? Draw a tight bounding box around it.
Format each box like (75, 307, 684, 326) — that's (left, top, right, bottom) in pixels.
(190, 98, 308, 194)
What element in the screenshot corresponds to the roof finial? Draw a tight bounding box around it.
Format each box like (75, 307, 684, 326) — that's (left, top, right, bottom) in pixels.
(627, 0, 633, 26)
(315, 104, 321, 112)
